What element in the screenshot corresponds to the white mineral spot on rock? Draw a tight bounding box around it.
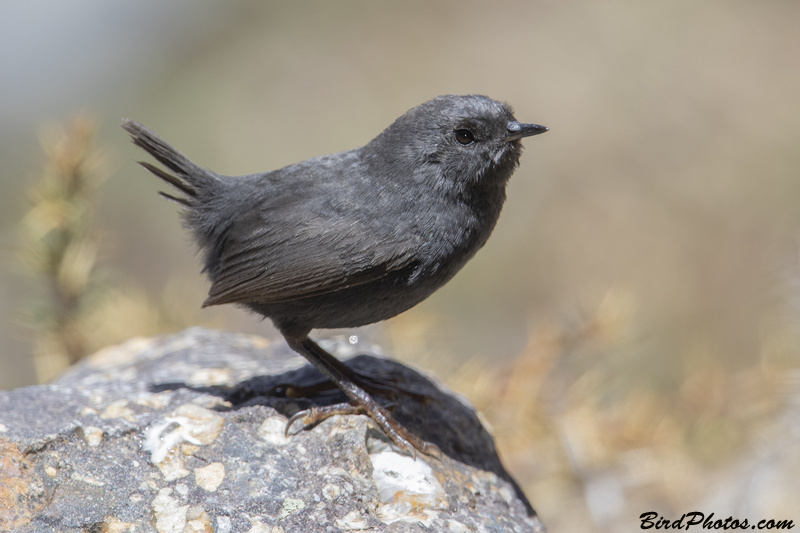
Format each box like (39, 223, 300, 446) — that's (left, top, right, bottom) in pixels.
(78, 406, 97, 417)
(156, 450, 190, 481)
(322, 483, 342, 500)
(335, 510, 370, 530)
(173, 404, 225, 444)
(370, 449, 448, 525)
(195, 395, 232, 409)
(100, 399, 135, 421)
(242, 334, 270, 349)
(215, 515, 232, 533)
(195, 462, 225, 492)
(246, 518, 271, 533)
(184, 506, 214, 532)
(144, 404, 224, 463)
(318, 465, 349, 477)
(152, 487, 188, 533)
(87, 337, 153, 368)
(257, 416, 289, 446)
(71, 471, 105, 486)
(102, 516, 137, 533)
(498, 484, 515, 506)
(188, 367, 232, 387)
(278, 498, 306, 519)
(446, 519, 472, 532)
(0, 423, 7, 432)
(370, 450, 446, 504)
(45, 465, 57, 476)
(181, 444, 200, 456)
(79, 426, 104, 446)
(134, 390, 173, 409)
(89, 392, 106, 405)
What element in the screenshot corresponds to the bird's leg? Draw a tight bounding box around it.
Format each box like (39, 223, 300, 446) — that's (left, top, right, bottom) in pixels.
(283, 334, 440, 458)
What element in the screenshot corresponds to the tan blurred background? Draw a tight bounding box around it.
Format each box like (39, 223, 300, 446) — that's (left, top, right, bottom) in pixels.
(2, 1, 799, 531)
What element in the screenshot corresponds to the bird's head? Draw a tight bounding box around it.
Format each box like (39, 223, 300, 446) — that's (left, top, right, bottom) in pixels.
(368, 94, 547, 195)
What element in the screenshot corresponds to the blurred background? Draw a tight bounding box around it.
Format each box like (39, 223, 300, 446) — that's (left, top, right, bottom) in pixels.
(2, 1, 799, 531)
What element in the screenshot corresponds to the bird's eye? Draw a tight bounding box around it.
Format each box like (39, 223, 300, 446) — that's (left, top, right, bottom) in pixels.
(454, 129, 475, 145)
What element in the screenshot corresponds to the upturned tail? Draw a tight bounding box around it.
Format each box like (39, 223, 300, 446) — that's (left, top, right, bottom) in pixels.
(121, 118, 219, 207)
(122, 118, 230, 275)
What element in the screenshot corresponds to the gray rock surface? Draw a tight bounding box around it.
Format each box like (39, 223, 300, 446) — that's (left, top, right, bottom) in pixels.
(0, 328, 545, 532)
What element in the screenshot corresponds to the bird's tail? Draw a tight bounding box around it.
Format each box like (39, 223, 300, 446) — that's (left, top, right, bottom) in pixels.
(121, 118, 219, 207)
(122, 119, 233, 277)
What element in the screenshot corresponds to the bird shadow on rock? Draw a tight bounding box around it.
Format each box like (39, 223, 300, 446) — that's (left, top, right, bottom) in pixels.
(148, 353, 535, 516)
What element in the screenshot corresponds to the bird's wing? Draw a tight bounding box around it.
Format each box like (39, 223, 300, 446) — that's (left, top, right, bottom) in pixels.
(202, 205, 419, 307)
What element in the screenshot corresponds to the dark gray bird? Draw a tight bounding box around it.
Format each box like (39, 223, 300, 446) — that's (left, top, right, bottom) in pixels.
(122, 94, 547, 456)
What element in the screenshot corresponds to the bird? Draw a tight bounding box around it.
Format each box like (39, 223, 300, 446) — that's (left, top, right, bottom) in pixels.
(122, 94, 547, 456)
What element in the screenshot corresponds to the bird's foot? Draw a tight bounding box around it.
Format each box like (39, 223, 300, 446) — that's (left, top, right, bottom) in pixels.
(285, 399, 441, 459)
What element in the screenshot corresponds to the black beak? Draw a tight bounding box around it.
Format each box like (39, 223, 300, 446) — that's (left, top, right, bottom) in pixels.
(505, 121, 548, 142)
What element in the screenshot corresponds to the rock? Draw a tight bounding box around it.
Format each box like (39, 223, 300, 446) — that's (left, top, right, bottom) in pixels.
(0, 328, 545, 533)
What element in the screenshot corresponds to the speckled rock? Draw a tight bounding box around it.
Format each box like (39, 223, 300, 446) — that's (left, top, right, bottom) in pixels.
(0, 328, 545, 533)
